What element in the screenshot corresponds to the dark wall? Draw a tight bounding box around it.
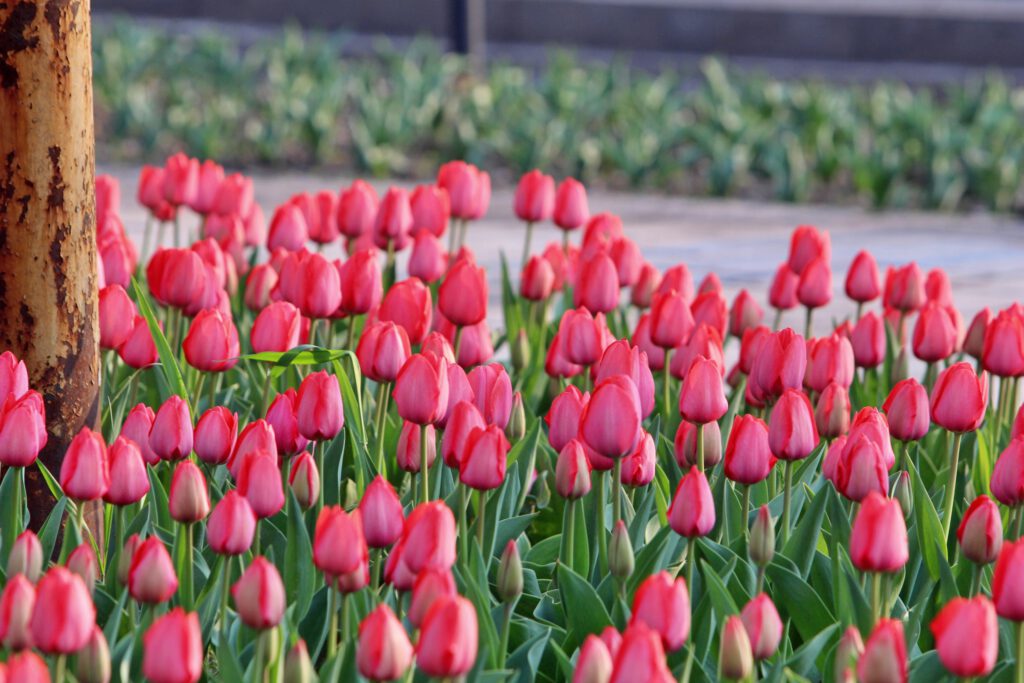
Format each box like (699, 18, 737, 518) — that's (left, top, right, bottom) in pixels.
(93, 0, 1024, 67)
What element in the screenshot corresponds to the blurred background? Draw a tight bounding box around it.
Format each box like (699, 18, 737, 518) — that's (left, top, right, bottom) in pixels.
(92, 0, 1024, 214)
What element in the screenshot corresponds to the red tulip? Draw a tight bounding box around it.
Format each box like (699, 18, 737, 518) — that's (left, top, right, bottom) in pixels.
(858, 619, 907, 683)
(805, 333, 854, 392)
(251, 301, 301, 353)
(768, 389, 818, 461)
(956, 494, 1002, 564)
(416, 595, 478, 677)
(797, 254, 832, 310)
(296, 370, 344, 441)
(243, 263, 277, 311)
(399, 501, 457, 574)
(96, 173, 121, 218)
(441, 400, 486, 469)
(631, 263, 661, 309)
(7, 531, 41, 583)
(768, 263, 799, 311)
(358, 476, 404, 548)
(850, 492, 908, 573)
(930, 362, 988, 432)
(912, 302, 957, 363)
(882, 379, 929, 442)
(0, 390, 46, 468)
(168, 461, 209, 524)
(574, 635, 613, 683)
(408, 569, 456, 628)
(691, 290, 728, 340)
(232, 557, 285, 630)
(787, 225, 830, 275)
(459, 425, 509, 491)
(0, 573, 34, 650)
(983, 307, 1024, 377)
(205, 492, 253, 558)
(515, 170, 555, 223)
(834, 432, 889, 502)
(314, 506, 368, 579)
(847, 407, 895, 468)
(559, 308, 604, 367)
(574, 252, 620, 314)
(555, 439, 592, 499)
(104, 436, 150, 506)
(373, 187, 413, 251)
(267, 203, 308, 252)
(740, 593, 783, 660)
(291, 251, 344, 319)
(379, 278, 432, 345)
(117, 315, 158, 368)
(59, 427, 109, 501)
(437, 161, 485, 220)
(28, 567, 94, 654)
(815, 382, 851, 439)
(395, 421, 436, 474)
(162, 153, 198, 207)
(142, 608, 203, 683)
(149, 396, 193, 461)
(356, 320, 411, 384)
(750, 329, 806, 404)
(129, 537, 178, 604)
(438, 257, 488, 327)
(609, 622, 674, 683)
(846, 250, 881, 303)
(994, 540, 1024, 620)
(98, 284, 136, 350)
(468, 363, 513, 429)
(610, 237, 642, 287)
(338, 248, 383, 315)
(337, 180, 379, 239)
(993, 438, 1024, 507)
(580, 376, 642, 459)
(553, 178, 589, 231)
(964, 307, 992, 360)
(138, 165, 175, 220)
(228, 419, 278, 477)
(193, 406, 237, 465)
(147, 248, 207, 310)
(356, 604, 414, 682)
(850, 311, 885, 369)
(410, 184, 450, 238)
(66, 542, 98, 595)
(668, 466, 715, 537)
(679, 356, 727, 424)
(0, 351, 27, 401)
(593, 340, 655, 419)
(649, 290, 694, 349)
(674, 419, 722, 470)
(236, 449, 285, 518)
(408, 230, 447, 283)
(884, 263, 926, 312)
(930, 596, 998, 678)
(394, 352, 450, 425)
(183, 308, 239, 372)
(630, 571, 690, 651)
(520, 255, 556, 301)
(729, 289, 763, 337)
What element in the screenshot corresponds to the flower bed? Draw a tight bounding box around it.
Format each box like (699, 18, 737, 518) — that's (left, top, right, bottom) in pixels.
(0, 154, 1021, 681)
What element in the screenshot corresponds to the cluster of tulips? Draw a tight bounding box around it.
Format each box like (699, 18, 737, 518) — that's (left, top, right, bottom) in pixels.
(2, 153, 1024, 683)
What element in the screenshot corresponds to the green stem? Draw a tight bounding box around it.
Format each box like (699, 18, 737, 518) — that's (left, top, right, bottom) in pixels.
(254, 520, 262, 557)
(662, 349, 673, 423)
(741, 484, 750, 542)
(498, 603, 514, 669)
(696, 422, 705, 472)
(252, 629, 266, 683)
(686, 538, 697, 593)
(855, 301, 863, 322)
(520, 221, 534, 272)
(804, 307, 813, 339)
(564, 499, 576, 572)
(596, 473, 608, 574)
(970, 564, 984, 596)
(612, 457, 622, 528)
(327, 587, 339, 659)
(55, 654, 67, 683)
(781, 460, 794, 547)
(476, 489, 487, 548)
(182, 523, 195, 611)
(458, 484, 469, 561)
(1016, 505, 1024, 540)
(219, 556, 231, 647)
(454, 326, 465, 363)
(346, 315, 358, 351)
(772, 308, 782, 331)
(374, 383, 390, 477)
(870, 572, 882, 627)
(315, 441, 325, 514)
(420, 424, 430, 504)
(941, 432, 964, 543)
(1017, 622, 1024, 683)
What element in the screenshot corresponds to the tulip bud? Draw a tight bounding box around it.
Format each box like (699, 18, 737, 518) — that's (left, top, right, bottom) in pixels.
(77, 626, 111, 683)
(296, 370, 345, 441)
(401, 501, 457, 574)
(289, 451, 320, 510)
(815, 382, 851, 439)
(104, 435, 150, 506)
(168, 460, 210, 524)
(129, 537, 178, 604)
(459, 425, 510, 491)
(608, 520, 634, 581)
(194, 406, 237, 465)
(506, 392, 526, 441)
(6, 650, 50, 681)
(359, 476, 404, 548)
(284, 639, 315, 683)
(149, 396, 193, 462)
(958, 495, 1002, 565)
(668, 466, 715, 538)
(237, 449, 286, 519)
(29, 567, 95, 654)
(379, 278, 433, 346)
(142, 609, 203, 683)
(314, 506, 369, 578)
(891, 471, 913, 520)
(439, 258, 488, 327)
(0, 574, 34, 650)
(232, 557, 285, 630)
(59, 427, 110, 501)
(553, 178, 589, 231)
(574, 635, 613, 683)
(834, 626, 865, 682)
(740, 593, 783, 660)
(580, 376, 642, 460)
(357, 604, 414, 681)
(768, 389, 819, 461)
(883, 379, 930, 442)
(857, 619, 907, 683)
(117, 534, 141, 586)
(629, 571, 690, 651)
(749, 506, 775, 567)
(719, 616, 753, 681)
(931, 362, 988, 433)
(511, 329, 531, 372)
(66, 543, 98, 595)
(7, 530, 42, 582)
(207, 490, 256, 556)
(0, 389, 47, 467)
(416, 595, 479, 678)
(850, 492, 909, 573)
(394, 352, 450, 426)
(556, 440, 592, 500)
(931, 595, 998, 678)
(609, 622, 674, 683)
(497, 540, 524, 603)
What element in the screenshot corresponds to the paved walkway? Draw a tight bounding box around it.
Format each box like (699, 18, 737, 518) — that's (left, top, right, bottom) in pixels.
(102, 165, 1024, 335)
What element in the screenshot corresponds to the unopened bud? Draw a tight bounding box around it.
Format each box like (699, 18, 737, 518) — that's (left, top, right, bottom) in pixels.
(719, 616, 754, 681)
(511, 329, 531, 372)
(608, 520, 634, 581)
(67, 543, 99, 595)
(749, 506, 775, 567)
(76, 626, 111, 683)
(958, 495, 1003, 565)
(497, 541, 523, 603)
(834, 626, 864, 683)
(343, 479, 359, 510)
(7, 531, 42, 582)
(118, 534, 142, 586)
(284, 639, 315, 683)
(506, 392, 526, 442)
(289, 452, 320, 510)
(891, 471, 912, 520)
(534, 471, 551, 509)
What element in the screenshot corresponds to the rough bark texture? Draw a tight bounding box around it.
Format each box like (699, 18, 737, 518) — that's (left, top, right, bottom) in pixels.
(0, 0, 99, 529)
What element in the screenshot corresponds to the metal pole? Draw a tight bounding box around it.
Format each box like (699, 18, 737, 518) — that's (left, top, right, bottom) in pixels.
(451, 0, 486, 71)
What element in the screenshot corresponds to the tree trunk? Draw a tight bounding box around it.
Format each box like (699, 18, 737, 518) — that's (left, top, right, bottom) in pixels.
(0, 0, 99, 530)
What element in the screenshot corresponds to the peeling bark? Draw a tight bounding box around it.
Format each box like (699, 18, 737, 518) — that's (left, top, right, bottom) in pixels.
(0, 0, 98, 530)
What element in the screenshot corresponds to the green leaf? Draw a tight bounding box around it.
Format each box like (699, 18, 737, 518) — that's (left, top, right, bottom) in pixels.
(701, 559, 740, 621)
(38, 496, 68, 564)
(0, 465, 25, 557)
(782, 481, 827, 578)
(907, 455, 947, 581)
(766, 562, 836, 642)
(557, 562, 613, 654)
(284, 489, 315, 622)
(131, 277, 189, 404)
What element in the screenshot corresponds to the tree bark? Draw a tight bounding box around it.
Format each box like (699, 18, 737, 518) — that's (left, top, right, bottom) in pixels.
(0, 0, 99, 530)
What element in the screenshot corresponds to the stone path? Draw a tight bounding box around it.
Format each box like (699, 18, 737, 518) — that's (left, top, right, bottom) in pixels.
(102, 164, 1024, 335)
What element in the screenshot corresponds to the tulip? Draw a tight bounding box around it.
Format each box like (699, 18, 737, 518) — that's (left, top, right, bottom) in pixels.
(65, 543, 97, 595)
(416, 595, 479, 678)
(0, 351, 28, 400)
(609, 622, 675, 683)
(0, 390, 47, 467)
(834, 625, 865, 682)
(338, 180, 379, 239)
(243, 263, 277, 311)
(679, 356, 728, 426)
(768, 262, 799, 313)
(0, 574, 34, 650)
(560, 308, 604, 367)
(649, 290, 693, 349)
(580, 376, 642, 460)
(630, 571, 690, 651)
(850, 311, 886, 369)
(858, 619, 907, 683)
(797, 254, 832, 317)
(404, 569, 454, 631)
(379, 278, 432, 345)
(250, 301, 301, 353)
(606, 520, 634, 583)
(400, 501, 457, 574)
(359, 476, 404, 548)
(98, 284, 136, 349)
(546, 386, 587, 453)
(295, 370, 344, 441)
(593, 340, 656, 419)
(147, 248, 206, 310)
(620, 431, 655, 487)
(59, 427, 109, 502)
(691, 290, 728, 340)
(142, 609, 203, 683)
(729, 289, 763, 337)
(574, 252, 620, 315)
(138, 165, 175, 220)
(993, 438, 1024, 507)
(515, 169, 555, 225)
(815, 382, 851, 438)
(883, 379, 929, 443)
(194, 406, 237, 465)
(103, 436, 149, 506)
(574, 635, 613, 683)
(372, 187, 413, 253)
(76, 626, 110, 683)
(358, 604, 414, 681)
(288, 451, 320, 510)
(740, 593, 783, 660)
(208, 490, 256, 556)
(314, 506, 368, 578)
(437, 161, 484, 220)
(396, 421, 437, 474)
(162, 152, 198, 206)
(267, 202, 309, 252)
(668, 466, 715, 538)
(556, 439, 592, 500)
(750, 328, 806, 404)
(129, 537, 178, 604)
(846, 249, 881, 304)
(460, 425, 509, 491)
(182, 308, 240, 372)
(7, 531, 42, 582)
(408, 230, 447, 283)
(442, 400, 486, 468)
(439, 257, 488, 327)
(788, 225, 830, 275)
(850, 491, 908, 574)
(30, 567, 95, 653)
(338, 248, 383, 316)
(912, 301, 957, 364)
(237, 449, 285, 519)
(719, 616, 753, 681)
(5, 650, 49, 682)
(553, 178, 589, 231)
(929, 596, 998, 678)
(231, 556, 285, 630)
(769, 388, 818, 461)
(118, 314, 158, 368)
(227, 419, 278, 477)
(630, 263, 661, 310)
(983, 307, 1024, 377)
(168, 461, 210, 523)
(834, 433, 889, 503)
(520, 255, 556, 301)
(958, 495, 1002, 565)
(443, 318, 494, 367)
(356, 321, 411, 386)
(394, 352, 449, 426)
(994, 540, 1024, 621)
(294, 251, 344, 319)
(469, 363, 514, 429)
(149, 396, 193, 462)
(964, 307, 992, 360)
(805, 333, 855, 392)
(610, 237, 642, 288)
(672, 420, 722, 471)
